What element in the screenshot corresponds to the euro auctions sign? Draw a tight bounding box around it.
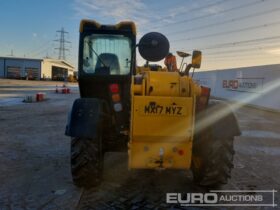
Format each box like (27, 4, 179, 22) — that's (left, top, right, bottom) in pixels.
(222, 78, 264, 93)
(166, 190, 277, 207)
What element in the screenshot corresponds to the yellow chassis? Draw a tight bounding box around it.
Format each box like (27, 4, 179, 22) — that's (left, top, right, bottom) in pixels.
(129, 70, 201, 169)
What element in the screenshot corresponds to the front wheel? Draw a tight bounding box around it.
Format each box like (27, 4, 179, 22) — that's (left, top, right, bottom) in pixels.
(71, 137, 103, 188)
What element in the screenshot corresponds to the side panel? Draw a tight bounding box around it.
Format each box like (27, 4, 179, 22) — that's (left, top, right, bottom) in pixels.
(129, 96, 195, 169)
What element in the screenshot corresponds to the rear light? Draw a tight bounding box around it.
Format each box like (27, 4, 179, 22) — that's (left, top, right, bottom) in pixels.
(112, 94, 120, 102)
(113, 103, 123, 112)
(178, 149, 184, 156)
(201, 86, 210, 96)
(110, 84, 122, 112)
(109, 84, 119, 93)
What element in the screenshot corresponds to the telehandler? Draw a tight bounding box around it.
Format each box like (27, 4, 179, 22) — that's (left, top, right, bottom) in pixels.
(65, 20, 240, 188)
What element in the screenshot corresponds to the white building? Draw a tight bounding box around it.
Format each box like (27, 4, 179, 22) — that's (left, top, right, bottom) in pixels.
(0, 57, 75, 80)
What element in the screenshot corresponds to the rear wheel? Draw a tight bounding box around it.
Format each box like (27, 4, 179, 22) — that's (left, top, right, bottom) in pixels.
(191, 101, 236, 187)
(71, 137, 103, 188)
(192, 135, 234, 186)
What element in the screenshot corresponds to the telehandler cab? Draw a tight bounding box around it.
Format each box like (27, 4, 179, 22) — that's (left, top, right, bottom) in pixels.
(65, 20, 241, 188)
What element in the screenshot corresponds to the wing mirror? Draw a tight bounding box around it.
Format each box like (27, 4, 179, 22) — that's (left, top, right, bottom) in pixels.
(192, 50, 202, 69)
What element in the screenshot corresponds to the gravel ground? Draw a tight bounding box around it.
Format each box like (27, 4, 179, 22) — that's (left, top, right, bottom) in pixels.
(0, 79, 279, 210)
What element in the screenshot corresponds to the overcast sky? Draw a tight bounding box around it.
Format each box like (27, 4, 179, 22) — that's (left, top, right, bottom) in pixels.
(0, 0, 280, 70)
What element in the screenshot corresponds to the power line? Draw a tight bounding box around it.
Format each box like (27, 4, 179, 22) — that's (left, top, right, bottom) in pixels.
(30, 45, 53, 57)
(165, 7, 280, 36)
(204, 45, 280, 56)
(143, 0, 231, 27)
(208, 54, 265, 59)
(206, 52, 277, 59)
(171, 21, 280, 42)
(168, 0, 231, 19)
(54, 27, 71, 60)
(170, 36, 280, 53)
(154, 0, 270, 30)
(206, 54, 280, 62)
(25, 40, 52, 56)
(199, 36, 280, 50)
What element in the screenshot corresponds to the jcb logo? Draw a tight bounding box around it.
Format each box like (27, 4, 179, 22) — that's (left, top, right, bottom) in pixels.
(143, 102, 183, 116)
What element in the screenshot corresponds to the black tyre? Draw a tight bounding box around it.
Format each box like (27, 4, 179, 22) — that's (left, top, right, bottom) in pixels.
(71, 137, 103, 188)
(191, 100, 238, 187)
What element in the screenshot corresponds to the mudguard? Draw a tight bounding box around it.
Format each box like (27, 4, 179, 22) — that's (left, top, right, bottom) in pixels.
(210, 100, 241, 138)
(208, 100, 241, 138)
(65, 98, 107, 138)
(195, 99, 241, 139)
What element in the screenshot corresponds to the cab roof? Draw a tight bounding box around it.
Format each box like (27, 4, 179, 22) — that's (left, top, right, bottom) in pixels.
(79, 19, 136, 35)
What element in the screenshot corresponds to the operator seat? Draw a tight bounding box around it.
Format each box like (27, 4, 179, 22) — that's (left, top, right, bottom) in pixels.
(96, 53, 121, 75)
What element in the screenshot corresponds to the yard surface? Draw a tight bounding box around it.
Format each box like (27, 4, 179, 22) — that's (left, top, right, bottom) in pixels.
(0, 79, 279, 210)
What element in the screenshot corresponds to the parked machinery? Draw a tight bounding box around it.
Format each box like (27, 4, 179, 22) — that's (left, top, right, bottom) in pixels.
(65, 20, 240, 188)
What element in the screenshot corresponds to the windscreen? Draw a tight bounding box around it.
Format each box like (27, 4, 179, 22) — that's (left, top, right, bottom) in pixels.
(83, 34, 132, 75)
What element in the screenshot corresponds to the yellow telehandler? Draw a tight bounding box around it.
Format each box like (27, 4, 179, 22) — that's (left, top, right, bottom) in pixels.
(65, 20, 240, 188)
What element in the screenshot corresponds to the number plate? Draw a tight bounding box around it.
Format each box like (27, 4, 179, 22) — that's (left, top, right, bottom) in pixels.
(139, 103, 186, 116)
